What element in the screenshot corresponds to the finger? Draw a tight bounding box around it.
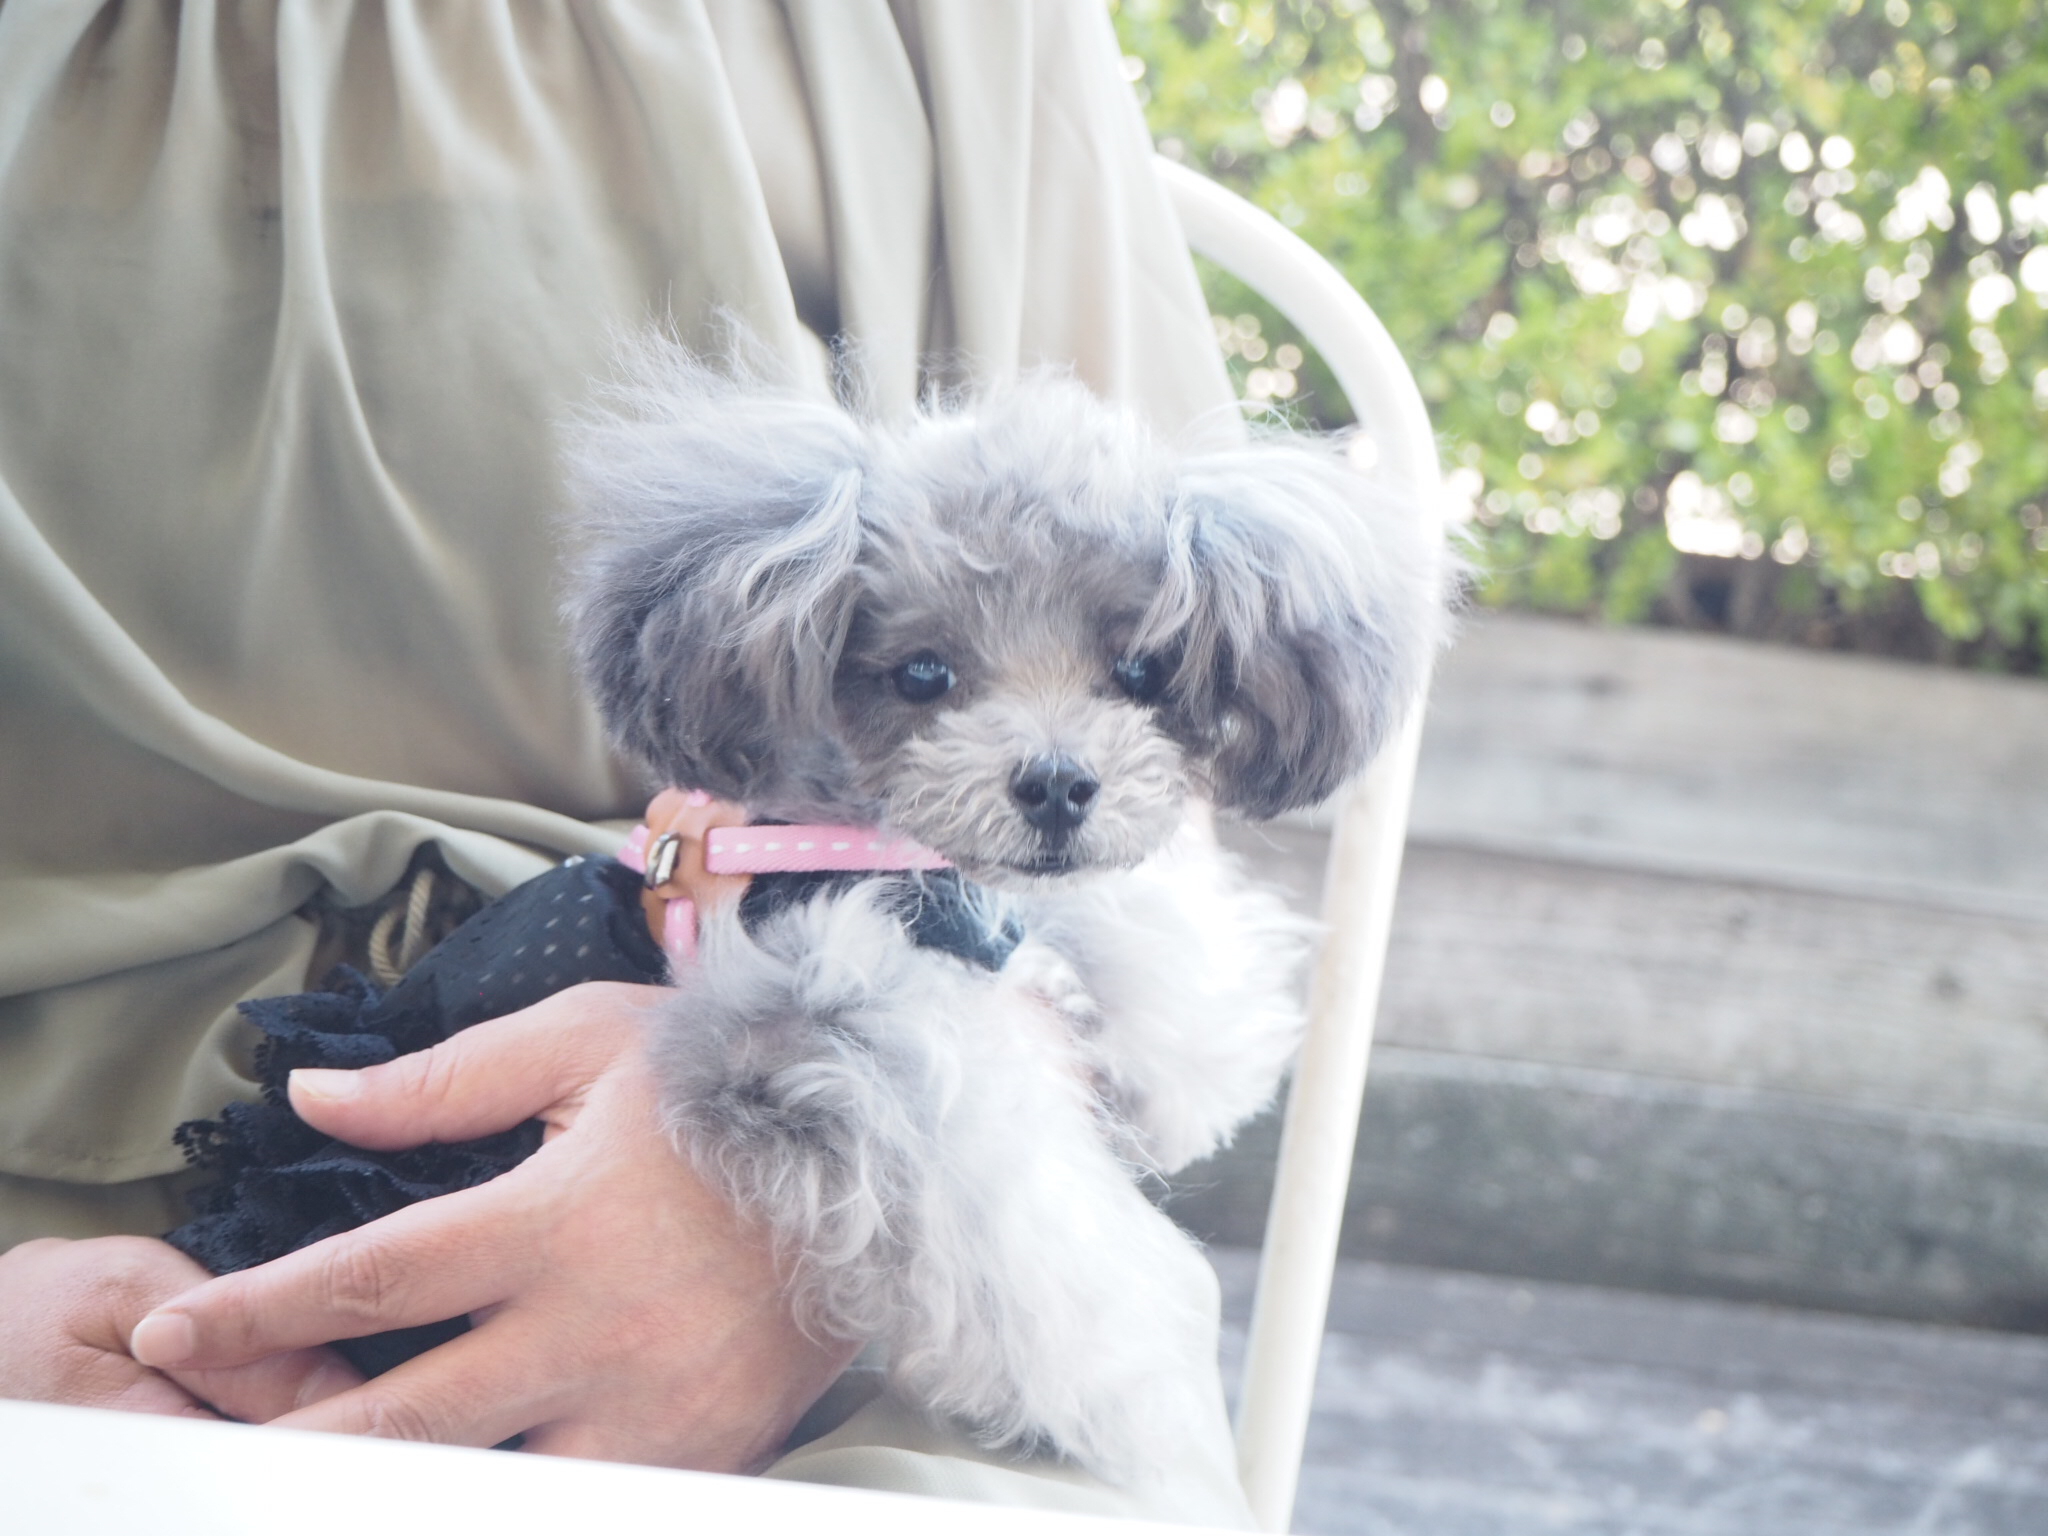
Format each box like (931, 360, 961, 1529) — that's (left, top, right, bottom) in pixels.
(269, 1316, 563, 1450)
(515, 1419, 766, 1471)
(131, 1169, 543, 1369)
(171, 1346, 365, 1424)
(514, 1422, 607, 1460)
(99, 1371, 225, 1421)
(288, 981, 663, 1150)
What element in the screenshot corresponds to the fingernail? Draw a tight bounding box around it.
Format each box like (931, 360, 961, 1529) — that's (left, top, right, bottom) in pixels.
(290, 1068, 361, 1102)
(131, 1311, 197, 1367)
(684, 788, 710, 806)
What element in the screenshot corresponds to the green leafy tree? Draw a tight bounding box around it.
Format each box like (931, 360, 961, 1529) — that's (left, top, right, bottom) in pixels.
(1114, 0, 2048, 666)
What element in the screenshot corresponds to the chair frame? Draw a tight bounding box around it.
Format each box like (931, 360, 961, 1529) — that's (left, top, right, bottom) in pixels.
(1157, 157, 1444, 1534)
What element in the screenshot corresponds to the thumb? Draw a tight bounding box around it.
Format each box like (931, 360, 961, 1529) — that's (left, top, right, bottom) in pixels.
(172, 1347, 365, 1425)
(288, 980, 663, 1149)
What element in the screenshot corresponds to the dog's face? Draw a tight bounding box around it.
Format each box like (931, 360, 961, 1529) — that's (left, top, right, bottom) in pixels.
(567, 353, 1448, 877)
(830, 513, 1192, 882)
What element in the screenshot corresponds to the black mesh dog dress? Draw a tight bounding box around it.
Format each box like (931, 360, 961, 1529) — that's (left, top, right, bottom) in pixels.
(164, 855, 668, 1377)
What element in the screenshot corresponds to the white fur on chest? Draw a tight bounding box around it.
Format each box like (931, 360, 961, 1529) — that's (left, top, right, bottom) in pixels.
(649, 829, 1311, 1484)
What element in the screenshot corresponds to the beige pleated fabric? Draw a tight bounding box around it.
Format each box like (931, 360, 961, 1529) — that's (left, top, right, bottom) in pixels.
(0, 0, 1246, 1521)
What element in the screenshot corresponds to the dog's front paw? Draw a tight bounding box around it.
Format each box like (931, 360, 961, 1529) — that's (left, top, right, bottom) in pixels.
(1005, 939, 1105, 1038)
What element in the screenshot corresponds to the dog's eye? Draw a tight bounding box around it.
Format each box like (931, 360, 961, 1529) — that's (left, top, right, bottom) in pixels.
(1112, 654, 1169, 704)
(892, 652, 956, 704)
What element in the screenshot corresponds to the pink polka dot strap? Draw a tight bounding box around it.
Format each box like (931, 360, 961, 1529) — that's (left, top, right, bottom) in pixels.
(703, 826, 950, 874)
(615, 803, 948, 972)
(616, 818, 949, 880)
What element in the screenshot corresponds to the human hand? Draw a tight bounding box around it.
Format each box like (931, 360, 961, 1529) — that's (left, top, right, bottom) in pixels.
(128, 982, 858, 1469)
(0, 1234, 360, 1420)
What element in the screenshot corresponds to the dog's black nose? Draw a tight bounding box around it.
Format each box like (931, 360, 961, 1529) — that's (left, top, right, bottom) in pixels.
(1011, 754, 1099, 836)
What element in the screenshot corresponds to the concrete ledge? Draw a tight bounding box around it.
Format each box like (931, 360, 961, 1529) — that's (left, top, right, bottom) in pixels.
(1209, 1248, 2048, 1536)
(1397, 613, 2048, 924)
(1196, 613, 2048, 1328)
(1169, 1048, 2048, 1331)
(1222, 830, 2048, 1123)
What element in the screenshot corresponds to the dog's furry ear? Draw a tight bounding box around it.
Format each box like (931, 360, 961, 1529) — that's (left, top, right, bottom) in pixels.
(563, 347, 868, 803)
(1140, 436, 1451, 818)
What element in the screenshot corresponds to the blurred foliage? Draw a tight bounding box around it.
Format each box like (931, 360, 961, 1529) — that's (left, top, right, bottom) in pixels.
(1113, 0, 2048, 667)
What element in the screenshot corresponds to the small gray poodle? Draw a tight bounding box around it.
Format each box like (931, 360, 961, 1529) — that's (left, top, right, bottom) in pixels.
(565, 345, 1450, 1484)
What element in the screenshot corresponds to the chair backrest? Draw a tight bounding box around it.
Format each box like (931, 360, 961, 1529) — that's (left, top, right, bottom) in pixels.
(1156, 157, 1445, 1535)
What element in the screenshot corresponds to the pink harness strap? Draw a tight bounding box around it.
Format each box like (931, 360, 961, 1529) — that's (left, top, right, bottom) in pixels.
(616, 823, 659, 876)
(704, 826, 949, 875)
(616, 811, 948, 969)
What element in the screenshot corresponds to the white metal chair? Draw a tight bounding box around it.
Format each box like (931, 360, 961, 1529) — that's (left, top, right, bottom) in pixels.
(1156, 157, 1445, 1535)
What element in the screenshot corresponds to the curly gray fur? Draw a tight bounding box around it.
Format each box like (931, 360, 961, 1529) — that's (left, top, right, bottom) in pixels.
(563, 339, 1454, 1483)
